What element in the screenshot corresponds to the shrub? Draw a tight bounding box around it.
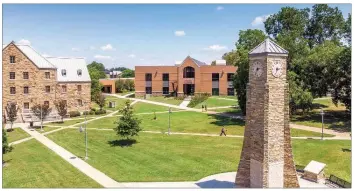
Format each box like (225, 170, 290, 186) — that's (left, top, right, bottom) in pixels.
(69, 111, 81, 117)
(90, 108, 96, 112)
(83, 111, 95, 115)
(187, 93, 210, 108)
(175, 95, 187, 100)
(95, 109, 106, 115)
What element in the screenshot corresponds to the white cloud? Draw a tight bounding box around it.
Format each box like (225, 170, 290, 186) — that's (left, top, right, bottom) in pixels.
(42, 53, 51, 57)
(71, 47, 80, 51)
(89, 46, 95, 50)
(216, 6, 224, 11)
(101, 44, 115, 51)
(251, 15, 270, 26)
(174, 31, 186, 37)
(94, 55, 112, 60)
(17, 39, 31, 45)
(128, 54, 136, 58)
(204, 44, 228, 51)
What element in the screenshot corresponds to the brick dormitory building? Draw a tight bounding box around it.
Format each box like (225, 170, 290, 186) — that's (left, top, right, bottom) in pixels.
(135, 56, 237, 96)
(2, 42, 91, 121)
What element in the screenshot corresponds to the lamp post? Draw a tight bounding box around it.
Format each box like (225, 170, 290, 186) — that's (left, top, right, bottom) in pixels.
(40, 104, 44, 132)
(320, 108, 324, 140)
(79, 102, 88, 160)
(168, 107, 171, 135)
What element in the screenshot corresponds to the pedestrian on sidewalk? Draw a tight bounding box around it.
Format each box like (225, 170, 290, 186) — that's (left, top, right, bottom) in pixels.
(202, 105, 204, 112)
(205, 105, 207, 112)
(220, 126, 227, 136)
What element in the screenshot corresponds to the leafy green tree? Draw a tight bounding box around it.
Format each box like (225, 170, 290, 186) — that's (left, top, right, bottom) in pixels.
(114, 100, 142, 139)
(288, 71, 313, 114)
(31, 103, 52, 129)
(88, 62, 105, 101)
(306, 4, 345, 48)
(5, 103, 19, 131)
(210, 60, 216, 66)
(54, 99, 67, 123)
(87, 61, 106, 79)
(124, 79, 135, 91)
(2, 129, 12, 155)
(121, 69, 135, 78)
(115, 79, 125, 93)
(91, 79, 103, 101)
(343, 13, 351, 44)
(95, 92, 106, 111)
(232, 29, 267, 115)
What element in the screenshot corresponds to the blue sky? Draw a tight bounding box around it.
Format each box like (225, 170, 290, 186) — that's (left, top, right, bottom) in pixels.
(3, 4, 351, 69)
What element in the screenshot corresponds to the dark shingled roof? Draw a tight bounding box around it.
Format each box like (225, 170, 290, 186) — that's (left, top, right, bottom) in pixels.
(189, 56, 207, 66)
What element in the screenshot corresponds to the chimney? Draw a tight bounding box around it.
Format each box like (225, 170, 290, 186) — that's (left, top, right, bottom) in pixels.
(216, 60, 226, 65)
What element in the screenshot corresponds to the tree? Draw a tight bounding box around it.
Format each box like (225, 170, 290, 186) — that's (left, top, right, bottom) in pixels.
(31, 103, 52, 130)
(232, 29, 267, 115)
(87, 61, 106, 79)
(96, 93, 106, 111)
(124, 79, 135, 91)
(115, 79, 125, 93)
(288, 71, 313, 114)
(211, 60, 216, 66)
(54, 99, 67, 123)
(5, 103, 19, 131)
(91, 79, 103, 101)
(2, 129, 12, 155)
(121, 69, 135, 78)
(114, 100, 142, 139)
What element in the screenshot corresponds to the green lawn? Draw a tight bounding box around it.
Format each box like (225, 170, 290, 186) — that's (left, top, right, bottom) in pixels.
(91, 96, 128, 111)
(47, 118, 89, 127)
(6, 128, 30, 143)
(291, 97, 350, 132)
(132, 102, 179, 113)
(208, 107, 242, 115)
(2, 139, 101, 188)
(193, 97, 237, 109)
(116, 91, 135, 96)
(81, 111, 333, 137)
(33, 126, 62, 133)
(143, 96, 184, 106)
(211, 96, 238, 100)
(47, 129, 351, 182)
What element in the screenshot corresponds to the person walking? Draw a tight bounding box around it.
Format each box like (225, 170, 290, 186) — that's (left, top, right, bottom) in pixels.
(220, 126, 227, 136)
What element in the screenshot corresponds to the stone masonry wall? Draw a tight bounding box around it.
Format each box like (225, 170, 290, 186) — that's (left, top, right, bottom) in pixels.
(56, 82, 91, 112)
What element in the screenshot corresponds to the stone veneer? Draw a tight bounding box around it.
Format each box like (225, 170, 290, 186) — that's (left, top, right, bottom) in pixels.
(3, 43, 91, 121)
(235, 53, 299, 188)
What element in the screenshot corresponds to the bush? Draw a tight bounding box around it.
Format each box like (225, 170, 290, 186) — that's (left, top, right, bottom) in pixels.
(175, 95, 187, 100)
(187, 93, 210, 108)
(90, 108, 96, 112)
(69, 111, 81, 118)
(95, 109, 106, 115)
(83, 111, 95, 115)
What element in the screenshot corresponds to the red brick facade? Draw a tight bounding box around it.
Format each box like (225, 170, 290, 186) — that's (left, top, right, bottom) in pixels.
(135, 56, 237, 96)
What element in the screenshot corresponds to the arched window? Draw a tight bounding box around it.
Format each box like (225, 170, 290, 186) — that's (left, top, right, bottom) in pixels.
(77, 69, 82, 76)
(183, 67, 195, 78)
(61, 69, 67, 77)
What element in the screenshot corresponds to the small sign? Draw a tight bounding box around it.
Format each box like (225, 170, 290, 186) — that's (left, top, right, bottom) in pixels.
(79, 126, 83, 133)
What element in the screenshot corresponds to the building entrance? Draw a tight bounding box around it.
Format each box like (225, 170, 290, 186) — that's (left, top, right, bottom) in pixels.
(183, 84, 195, 95)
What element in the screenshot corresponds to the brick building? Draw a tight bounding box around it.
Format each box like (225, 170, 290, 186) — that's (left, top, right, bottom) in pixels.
(135, 56, 237, 96)
(2, 42, 91, 120)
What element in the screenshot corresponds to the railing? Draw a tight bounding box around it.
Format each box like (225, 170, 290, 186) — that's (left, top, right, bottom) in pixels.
(327, 175, 351, 188)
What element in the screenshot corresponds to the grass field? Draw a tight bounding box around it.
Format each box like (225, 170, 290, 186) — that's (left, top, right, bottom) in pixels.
(208, 107, 242, 115)
(2, 139, 101, 188)
(47, 118, 89, 127)
(142, 96, 184, 106)
(47, 129, 351, 182)
(194, 97, 237, 109)
(116, 91, 134, 96)
(91, 96, 128, 111)
(78, 111, 333, 137)
(33, 126, 62, 133)
(291, 97, 350, 132)
(132, 102, 179, 113)
(6, 128, 30, 143)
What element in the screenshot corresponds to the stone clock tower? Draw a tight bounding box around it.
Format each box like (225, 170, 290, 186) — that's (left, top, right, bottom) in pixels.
(235, 38, 299, 188)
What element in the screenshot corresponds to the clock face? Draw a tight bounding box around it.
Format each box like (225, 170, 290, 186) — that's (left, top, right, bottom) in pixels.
(252, 61, 263, 78)
(272, 61, 283, 78)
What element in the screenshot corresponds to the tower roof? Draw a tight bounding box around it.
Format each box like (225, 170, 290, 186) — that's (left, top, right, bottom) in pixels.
(249, 38, 288, 55)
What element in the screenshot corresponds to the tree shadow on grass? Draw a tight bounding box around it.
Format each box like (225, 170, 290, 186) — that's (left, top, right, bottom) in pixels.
(311, 103, 328, 110)
(207, 114, 245, 127)
(108, 139, 137, 147)
(342, 148, 351, 152)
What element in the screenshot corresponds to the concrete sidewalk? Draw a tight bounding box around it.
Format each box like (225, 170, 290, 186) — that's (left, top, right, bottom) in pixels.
(18, 125, 123, 188)
(290, 123, 351, 138)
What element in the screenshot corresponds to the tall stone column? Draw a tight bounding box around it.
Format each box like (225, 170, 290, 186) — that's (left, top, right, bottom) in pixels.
(235, 38, 299, 188)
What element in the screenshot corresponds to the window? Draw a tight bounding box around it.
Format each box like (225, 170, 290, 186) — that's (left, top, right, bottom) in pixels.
(77, 99, 83, 106)
(145, 87, 152, 94)
(227, 73, 234, 81)
(227, 88, 235, 96)
(78, 85, 82, 91)
(61, 69, 67, 77)
(162, 87, 169, 95)
(24, 86, 29, 94)
(24, 102, 29, 109)
(212, 73, 219, 81)
(9, 72, 15, 79)
(183, 67, 195, 78)
(23, 72, 29, 79)
(145, 73, 152, 81)
(162, 73, 169, 81)
(10, 56, 15, 63)
(45, 86, 50, 93)
(63, 100, 67, 106)
(77, 69, 82, 76)
(44, 101, 49, 106)
(10, 87, 16, 94)
(61, 85, 67, 93)
(45, 72, 50, 79)
(212, 88, 219, 96)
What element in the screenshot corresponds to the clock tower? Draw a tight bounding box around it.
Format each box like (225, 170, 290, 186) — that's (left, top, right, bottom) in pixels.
(235, 38, 299, 188)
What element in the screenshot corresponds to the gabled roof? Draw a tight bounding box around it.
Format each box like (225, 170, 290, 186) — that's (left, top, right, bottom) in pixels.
(46, 57, 91, 82)
(181, 56, 207, 67)
(249, 38, 288, 55)
(3, 42, 56, 69)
